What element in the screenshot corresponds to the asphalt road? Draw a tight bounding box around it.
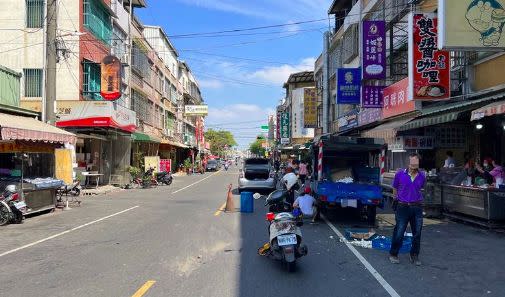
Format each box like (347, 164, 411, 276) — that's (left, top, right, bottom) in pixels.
(1, 165, 505, 297)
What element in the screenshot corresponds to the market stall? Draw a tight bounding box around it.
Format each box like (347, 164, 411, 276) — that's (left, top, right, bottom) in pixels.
(0, 113, 76, 214)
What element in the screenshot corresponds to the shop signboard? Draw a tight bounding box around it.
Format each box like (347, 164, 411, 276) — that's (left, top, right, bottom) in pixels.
(337, 68, 361, 104)
(276, 112, 281, 140)
(159, 159, 171, 173)
(144, 156, 161, 173)
(184, 105, 208, 116)
(383, 78, 418, 119)
(303, 88, 317, 127)
(358, 108, 382, 126)
(409, 13, 451, 101)
(338, 110, 359, 132)
(56, 101, 136, 133)
(390, 136, 434, 151)
(362, 20, 386, 79)
(362, 85, 384, 108)
(280, 112, 290, 145)
(439, 0, 505, 50)
(100, 55, 122, 100)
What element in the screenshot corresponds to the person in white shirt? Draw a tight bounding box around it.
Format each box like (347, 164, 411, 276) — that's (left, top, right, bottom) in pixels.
(443, 151, 456, 168)
(293, 186, 318, 222)
(282, 167, 299, 204)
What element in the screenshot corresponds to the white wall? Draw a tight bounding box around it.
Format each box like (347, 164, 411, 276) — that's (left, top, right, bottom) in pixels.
(291, 87, 315, 139)
(144, 26, 179, 80)
(0, 0, 80, 105)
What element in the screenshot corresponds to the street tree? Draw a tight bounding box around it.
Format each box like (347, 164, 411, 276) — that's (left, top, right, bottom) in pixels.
(204, 129, 237, 156)
(249, 138, 266, 157)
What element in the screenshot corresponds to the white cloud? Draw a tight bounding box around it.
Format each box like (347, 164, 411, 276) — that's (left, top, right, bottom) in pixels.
(247, 57, 316, 85)
(205, 104, 275, 148)
(198, 79, 224, 89)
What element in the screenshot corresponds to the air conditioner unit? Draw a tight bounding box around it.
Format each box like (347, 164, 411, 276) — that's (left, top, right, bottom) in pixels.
(135, 118, 141, 128)
(120, 54, 129, 65)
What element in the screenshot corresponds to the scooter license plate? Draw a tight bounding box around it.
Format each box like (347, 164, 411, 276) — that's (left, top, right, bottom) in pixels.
(13, 201, 26, 210)
(277, 234, 297, 246)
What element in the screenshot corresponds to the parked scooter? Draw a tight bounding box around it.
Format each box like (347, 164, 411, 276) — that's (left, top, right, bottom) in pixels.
(142, 167, 159, 188)
(155, 171, 173, 185)
(224, 162, 229, 171)
(0, 185, 26, 226)
(258, 210, 308, 272)
(264, 189, 292, 213)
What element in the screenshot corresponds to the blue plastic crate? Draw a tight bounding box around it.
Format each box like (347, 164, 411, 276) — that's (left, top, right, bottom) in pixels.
(372, 236, 412, 254)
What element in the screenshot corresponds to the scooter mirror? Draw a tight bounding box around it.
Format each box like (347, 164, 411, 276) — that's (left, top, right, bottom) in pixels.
(253, 193, 262, 200)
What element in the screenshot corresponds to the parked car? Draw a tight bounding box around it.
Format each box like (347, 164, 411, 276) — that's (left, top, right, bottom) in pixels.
(238, 158, 276, 193)
(206, 160, 219, 171)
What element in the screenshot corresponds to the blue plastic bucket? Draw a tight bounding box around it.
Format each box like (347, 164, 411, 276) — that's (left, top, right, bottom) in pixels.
(240, 191, 254, 213)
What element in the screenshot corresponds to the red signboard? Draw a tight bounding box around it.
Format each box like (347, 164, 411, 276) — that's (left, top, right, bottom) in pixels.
(383, 78, 417, 119)
(159, 159, 171, 173)
(409, 13, 450, 101)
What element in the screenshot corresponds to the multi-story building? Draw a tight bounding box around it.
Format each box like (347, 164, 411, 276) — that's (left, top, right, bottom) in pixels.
(316, 0, 505, 173)
(0, 0, 205, 182)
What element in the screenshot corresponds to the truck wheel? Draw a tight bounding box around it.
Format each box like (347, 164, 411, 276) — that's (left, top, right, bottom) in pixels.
(367, 205, 377, 226)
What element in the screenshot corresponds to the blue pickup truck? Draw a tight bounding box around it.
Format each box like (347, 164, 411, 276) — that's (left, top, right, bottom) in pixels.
(311, 136, 385, 225)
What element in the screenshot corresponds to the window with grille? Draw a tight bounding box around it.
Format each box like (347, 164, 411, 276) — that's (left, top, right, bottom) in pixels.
(23, 69, 42, 97)
(82, 61, 102, 100)
(26, 0, 44, 28)
(83, 0, 112, 45)
(132, 42, 150, 78)
(132, 90, 149, 123)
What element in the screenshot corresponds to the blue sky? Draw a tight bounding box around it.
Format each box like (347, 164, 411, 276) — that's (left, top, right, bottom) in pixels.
(137, 0, 333, 149)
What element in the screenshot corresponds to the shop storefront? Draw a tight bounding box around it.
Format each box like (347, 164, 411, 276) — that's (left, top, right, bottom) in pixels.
(159, 138, 188, 173)
(0, 113, 76, 214)
(56, 101, 136, 185)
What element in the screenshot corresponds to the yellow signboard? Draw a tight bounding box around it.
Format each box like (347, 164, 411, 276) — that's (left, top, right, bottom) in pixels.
(439, 0, 505, 49)
(303, 88, 317, 128)
(144, 156, 160, 173)
(55, 149, 73, 184)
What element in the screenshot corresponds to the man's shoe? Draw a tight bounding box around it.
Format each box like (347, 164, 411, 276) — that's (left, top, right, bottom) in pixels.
(389, 255, 400, 264)
(410, 254, 421, 266)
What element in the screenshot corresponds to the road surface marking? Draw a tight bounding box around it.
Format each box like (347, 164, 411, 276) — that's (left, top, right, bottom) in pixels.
(131, 280, 156, 297)
(171, 170, 221, 194)
(214, 202, 227, 216)
(0, 206, 140, 258)
(322, 215, 401, 297)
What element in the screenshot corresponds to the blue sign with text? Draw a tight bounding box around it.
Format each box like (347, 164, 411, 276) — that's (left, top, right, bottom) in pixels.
(337, 68, 361, 104)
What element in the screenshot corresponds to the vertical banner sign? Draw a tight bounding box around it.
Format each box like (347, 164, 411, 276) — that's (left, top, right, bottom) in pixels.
(409, 13, 450, 100)
(362, 85, 384, 108)
(100, 55, 122, 100)
(362, 20, 386, 79)
(276, 112, 281, 140)
(303, 88, 317, 127)
(337, 68, 361, 104)
(280, 112, 290, 145)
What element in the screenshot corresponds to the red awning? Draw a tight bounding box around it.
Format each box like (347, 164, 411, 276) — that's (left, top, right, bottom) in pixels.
(0, 113, 76, 144)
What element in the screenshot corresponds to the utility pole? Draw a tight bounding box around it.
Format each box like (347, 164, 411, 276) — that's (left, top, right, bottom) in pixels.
(43, 0, 57, 124)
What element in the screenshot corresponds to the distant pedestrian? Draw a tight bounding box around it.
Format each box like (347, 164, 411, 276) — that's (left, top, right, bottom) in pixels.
(298, 161, 308, 185)
(389, 153, 425, 266)
(443, 151, 456, 168)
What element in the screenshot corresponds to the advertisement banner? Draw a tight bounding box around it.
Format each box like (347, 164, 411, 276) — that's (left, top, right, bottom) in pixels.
(362, 85, 384, 108)
(383, 78, 418, 119)
(337, 110, 359, 132)
(56, 101, 136, 133)
(276, 112, 280, 140)
(409, 13, 451, 100)
(358, 108, 382, 126)
(390, 136, 434, 151)
(303, 88, 317, 127)
(439, 0, 505, 49)
(362, 20, 386, 79)
(337, 68, 361, 104)
(100, 55, 122, 101)
(280, 112, 290, 145)
(159, 159, 171, 173)
(184, 105, 208, 116)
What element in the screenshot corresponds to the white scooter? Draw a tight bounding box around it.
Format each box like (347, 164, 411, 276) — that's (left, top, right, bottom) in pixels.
(0, 185, 26, 225)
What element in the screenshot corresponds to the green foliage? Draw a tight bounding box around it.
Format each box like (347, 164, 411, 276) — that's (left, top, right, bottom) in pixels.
(204, 129, 237, 156)
(128, 166, 141, 178)
(183, 158, 192, 169)
(249, 138, 266, 157)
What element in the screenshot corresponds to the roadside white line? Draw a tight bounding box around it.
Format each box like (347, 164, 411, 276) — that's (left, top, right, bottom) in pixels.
(171, 170, 222, 194)
(322, 215, 401, 297)
(0, 205, 140, 258)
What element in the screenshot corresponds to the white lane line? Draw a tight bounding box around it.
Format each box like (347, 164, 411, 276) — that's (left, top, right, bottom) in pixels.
(0, 206, 139, 258)
(322, 215, 401, 297)
(171, 170, 222, 194)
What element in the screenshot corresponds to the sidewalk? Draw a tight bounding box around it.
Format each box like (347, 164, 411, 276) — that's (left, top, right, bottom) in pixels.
(81, 185, 123, 196)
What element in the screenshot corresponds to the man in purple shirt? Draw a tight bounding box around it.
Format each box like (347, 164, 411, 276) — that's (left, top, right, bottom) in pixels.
(389, 153, 425, 266)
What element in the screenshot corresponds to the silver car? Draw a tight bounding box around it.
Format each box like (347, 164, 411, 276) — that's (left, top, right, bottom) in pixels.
(238, 158, 276, 193)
